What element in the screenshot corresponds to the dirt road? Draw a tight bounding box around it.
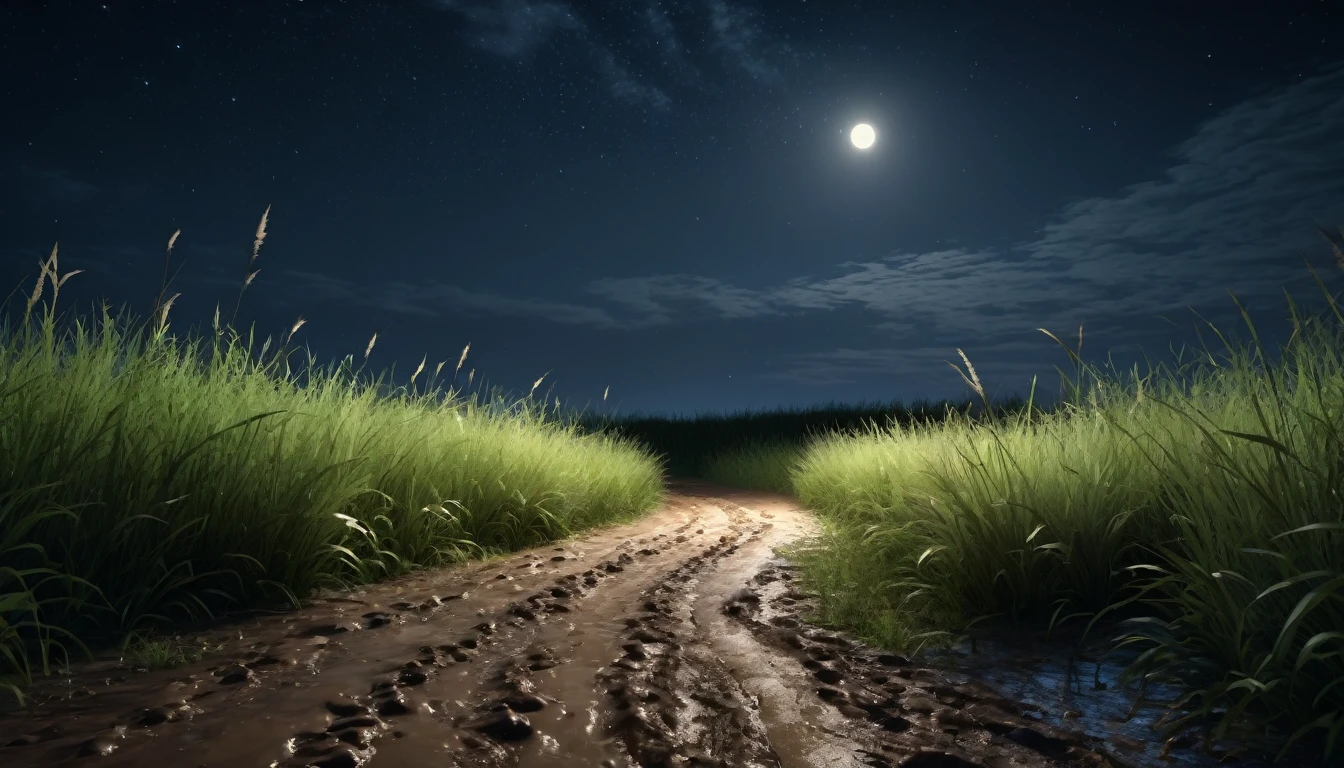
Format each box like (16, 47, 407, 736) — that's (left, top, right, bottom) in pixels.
(0, 482, 1126, 767)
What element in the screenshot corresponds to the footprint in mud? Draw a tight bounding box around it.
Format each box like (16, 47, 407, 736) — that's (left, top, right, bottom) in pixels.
(721, 560, 1109, 767)
(591, 531, 788, 767)
(295, 593, 465, 641)
(447, 644, 572, 753)
(275, 623, 504, 765)
(269, 543, 683, 766)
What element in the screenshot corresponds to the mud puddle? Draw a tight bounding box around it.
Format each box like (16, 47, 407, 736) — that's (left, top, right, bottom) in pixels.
(917, 631, 1300, 767)
(0, 482, 1240, 767)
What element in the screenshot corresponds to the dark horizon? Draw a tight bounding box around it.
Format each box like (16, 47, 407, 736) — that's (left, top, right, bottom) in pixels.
(4, 1, 1343, 416)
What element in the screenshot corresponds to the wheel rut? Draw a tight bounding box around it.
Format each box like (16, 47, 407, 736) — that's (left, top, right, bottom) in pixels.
(0, 482, 1131, 768)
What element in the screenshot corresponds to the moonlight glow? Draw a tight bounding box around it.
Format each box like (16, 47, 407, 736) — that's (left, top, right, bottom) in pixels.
(850, 123, 876, 149)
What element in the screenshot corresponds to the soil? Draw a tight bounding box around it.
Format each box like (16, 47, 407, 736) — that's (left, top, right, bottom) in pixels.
(0, 482, 1225, 767)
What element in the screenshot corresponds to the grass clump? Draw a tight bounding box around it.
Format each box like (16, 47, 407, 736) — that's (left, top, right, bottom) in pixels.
(700, 440, 805, 494)
(122, 632, 215, 671)
(0, 219, 664, 699)
(593, 399, 1000, 477)
(782, 263, 1344, 760)
(691, 234, 1344, 761)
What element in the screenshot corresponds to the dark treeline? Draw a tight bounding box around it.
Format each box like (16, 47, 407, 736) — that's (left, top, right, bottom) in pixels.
(584, 397, 1032, 477)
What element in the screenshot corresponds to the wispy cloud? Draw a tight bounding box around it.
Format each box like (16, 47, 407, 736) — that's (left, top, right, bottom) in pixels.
(427, 0, 670, 108)
(428, 0, 584, 57)
(644, 4, 700, 80)
(766, 342, 1056, 389)
(286, 269, 621, 328)
(705, 0, 786, 85)
(271, 61, 1342, 389)
(589, 65, 1344, 339)
(593, 47, 671, 110)
(587, 273, 779, 324)
(425, 0, 792, 107)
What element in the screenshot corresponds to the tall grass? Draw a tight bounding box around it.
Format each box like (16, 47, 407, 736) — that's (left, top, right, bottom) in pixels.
(701, 440, 805, 494)
(691, 234, 1344, 761)
(772, 254, 1344, 760)
(0, 221, 664, 699)
(596, 398, 1028, 477)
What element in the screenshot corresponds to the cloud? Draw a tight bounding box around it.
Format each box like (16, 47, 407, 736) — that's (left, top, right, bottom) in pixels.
(644, 5, 700, 80)
(284, 62, 1343, 359)
(587, 274, 779, 323)
(425, 0, 793, 107)
(285, 269, 621, 328)
(704, 0, 785, 85)
(268, 59, 1343, 390)
(581, 65, 1344, 381)
(593, 47, 671, 110)
(765, 342, 1056, 389)
(428, 0, 584, 57)
(427, 0, 671, 108)
(610, 66, 1343, 312)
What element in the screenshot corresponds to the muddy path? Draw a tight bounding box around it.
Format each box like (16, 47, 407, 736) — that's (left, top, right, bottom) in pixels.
(2, 482, 1140, 767)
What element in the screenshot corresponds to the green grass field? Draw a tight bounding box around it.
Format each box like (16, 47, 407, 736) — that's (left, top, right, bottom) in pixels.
(0, 234, 664, 700)
(4, 216, 1341, 762)
(693, 249, 1344, 761)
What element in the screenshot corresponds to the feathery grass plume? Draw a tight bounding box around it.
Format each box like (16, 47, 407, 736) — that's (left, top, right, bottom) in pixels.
(231, 205, 270, 326)
(252, 205, 270, 263)
(410, 355, 426, 391)
(152, 229, 183, 320)
(155, 292, 181, 335)
(364, 332, 378, 361)
(212, 302, 221, 335)
(529, 372, 549, 399)
(603, 385, 609, 403)
(947, 348, 989, 415)
(454, 343, 470, 379)
(285, 316, 306, 344)
(23, 244, 55, 323)
(467, 368, 475, 387)
(1039, 324, 1086, 406)
(24, 243, 83, 330)
(270, 316, 308, 377)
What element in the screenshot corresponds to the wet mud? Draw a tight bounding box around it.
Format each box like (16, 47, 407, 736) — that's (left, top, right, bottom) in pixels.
(0, 482, 1276, 767)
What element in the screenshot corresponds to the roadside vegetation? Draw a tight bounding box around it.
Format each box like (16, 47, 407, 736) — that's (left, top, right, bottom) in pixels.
(673, 233, 1344, 762)
(597, 398, 1019, 477)
(0, 214, 664, 700)
(5, 208, 1339, 763)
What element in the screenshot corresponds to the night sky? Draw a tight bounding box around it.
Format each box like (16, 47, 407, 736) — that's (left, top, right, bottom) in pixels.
(3, 1, 1343, 414)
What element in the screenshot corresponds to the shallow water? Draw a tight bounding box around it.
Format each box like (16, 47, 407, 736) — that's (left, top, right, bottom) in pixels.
(923, 633, 1273, 767)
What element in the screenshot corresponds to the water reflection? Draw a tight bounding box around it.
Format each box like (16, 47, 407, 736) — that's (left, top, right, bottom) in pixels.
(922, 632, 1270, 768)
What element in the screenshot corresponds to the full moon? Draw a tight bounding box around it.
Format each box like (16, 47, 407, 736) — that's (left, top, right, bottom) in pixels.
(850, 123, 876, 149)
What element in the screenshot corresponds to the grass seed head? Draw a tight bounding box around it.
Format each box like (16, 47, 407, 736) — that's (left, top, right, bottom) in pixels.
(251, 205, 270, 265)
(286, 316, 306, 343)
(455, 343, 470, 376)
